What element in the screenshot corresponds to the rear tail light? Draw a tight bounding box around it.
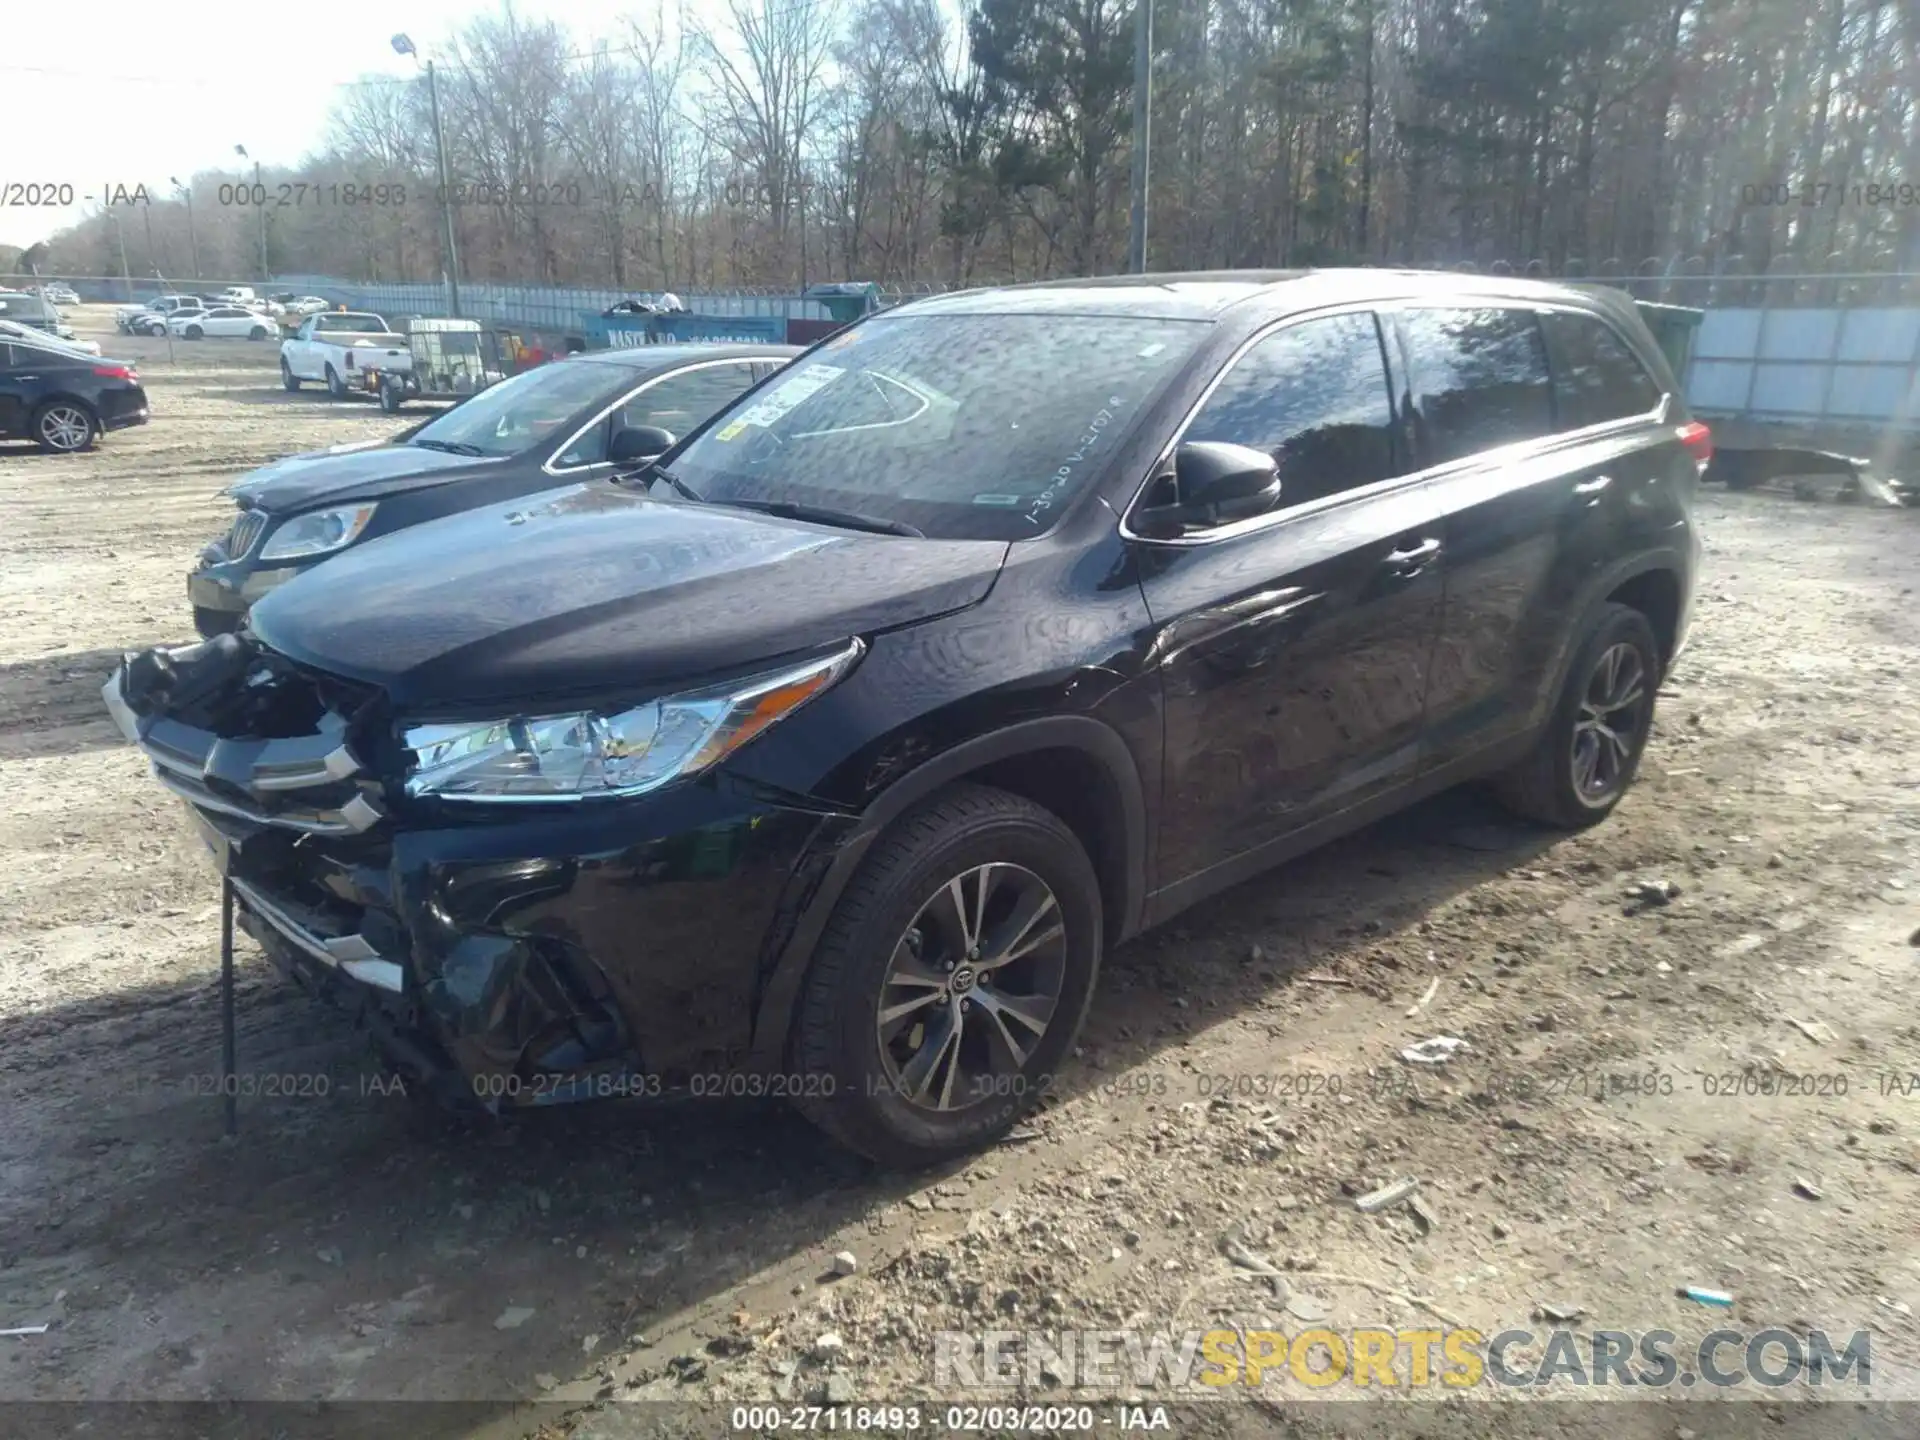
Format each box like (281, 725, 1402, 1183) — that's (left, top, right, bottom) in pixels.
(345, 351, 355, 368)
(93, 364, 136, 381)
(1677, 420, 1713, 470)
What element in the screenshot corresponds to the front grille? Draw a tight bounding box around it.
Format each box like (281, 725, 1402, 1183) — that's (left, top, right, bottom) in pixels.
(227, 509, 266, 557)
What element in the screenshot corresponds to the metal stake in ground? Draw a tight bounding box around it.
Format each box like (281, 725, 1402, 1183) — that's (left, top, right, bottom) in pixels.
(220, 878, 237, 1136)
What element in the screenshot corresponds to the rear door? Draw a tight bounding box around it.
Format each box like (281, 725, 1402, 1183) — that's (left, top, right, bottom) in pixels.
(1399, 303, 1654, 770)
(1132, 309, 1446, 888)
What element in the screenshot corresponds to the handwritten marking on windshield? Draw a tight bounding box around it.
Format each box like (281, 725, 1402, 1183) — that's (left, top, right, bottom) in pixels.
(1026, 393, 1128, 526)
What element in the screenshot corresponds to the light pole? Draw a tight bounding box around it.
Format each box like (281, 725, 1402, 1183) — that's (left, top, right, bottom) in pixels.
(110, 209, 133, 301)
(172, 176, 200, 279)
(235, 144, 268, 282)
(393, 34, 462, 316)
(1127, 0, 1153, 274)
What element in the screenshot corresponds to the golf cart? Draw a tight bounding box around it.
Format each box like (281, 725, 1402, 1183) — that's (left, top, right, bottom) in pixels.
(362, 317, 510, 412)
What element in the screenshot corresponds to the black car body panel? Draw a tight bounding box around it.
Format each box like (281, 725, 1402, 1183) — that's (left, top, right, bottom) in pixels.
(188, 343, 800, 630)
(227, 442, 494, 509)
(250, 485, 1010, 708)
(0, 339, 149, 445)
(110, 269, 1701, 1116)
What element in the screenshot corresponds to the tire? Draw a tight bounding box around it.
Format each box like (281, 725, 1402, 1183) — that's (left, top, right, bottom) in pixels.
(250, 325, 267, 341)
(1492, 602, 1662, 829)
(792, 783, 1102, 1168)
(193, 605, 243, 639)
(281, 358, 301, 391)
(185, 325, 204, 340)
(32, 399, 98, 453)
(325, 365, 348, 400)
(379, 379, 404, 414)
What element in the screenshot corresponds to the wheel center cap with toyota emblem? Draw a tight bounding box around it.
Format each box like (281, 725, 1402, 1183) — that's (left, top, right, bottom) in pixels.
(950, 966, 977, 995)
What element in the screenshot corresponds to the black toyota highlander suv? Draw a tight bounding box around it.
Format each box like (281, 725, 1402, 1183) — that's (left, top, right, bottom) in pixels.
(105, 270, 1706, 1168)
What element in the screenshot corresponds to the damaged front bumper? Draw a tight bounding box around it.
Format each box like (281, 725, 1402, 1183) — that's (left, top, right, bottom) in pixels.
(105, 635, 853, 1110)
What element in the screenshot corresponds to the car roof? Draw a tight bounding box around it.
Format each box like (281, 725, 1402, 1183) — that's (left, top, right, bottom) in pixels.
(893, 267, 1628, 322)
(573, 342, 804, 369)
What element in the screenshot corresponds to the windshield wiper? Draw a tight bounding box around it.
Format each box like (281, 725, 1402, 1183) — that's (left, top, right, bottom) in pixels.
(410, 438, 488, 456)
(722, 498, 924, 538)
(643, 466, 705, 503)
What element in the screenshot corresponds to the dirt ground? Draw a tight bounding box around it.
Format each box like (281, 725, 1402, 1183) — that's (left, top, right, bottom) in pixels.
(1, 307, 1918, 1439)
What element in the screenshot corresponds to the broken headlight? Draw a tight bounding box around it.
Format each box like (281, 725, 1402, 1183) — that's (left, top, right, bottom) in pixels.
(401, 639, 864, 802)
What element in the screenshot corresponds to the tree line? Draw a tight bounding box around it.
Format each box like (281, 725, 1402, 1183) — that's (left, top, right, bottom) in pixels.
(30, 0, 1917, 294)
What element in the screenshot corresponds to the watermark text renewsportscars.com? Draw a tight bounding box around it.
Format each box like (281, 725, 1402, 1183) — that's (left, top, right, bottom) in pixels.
(933, 1326, 1875, 1393)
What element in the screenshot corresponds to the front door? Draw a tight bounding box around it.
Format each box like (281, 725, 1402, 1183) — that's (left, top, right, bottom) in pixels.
(1131, 310, 1446, 891)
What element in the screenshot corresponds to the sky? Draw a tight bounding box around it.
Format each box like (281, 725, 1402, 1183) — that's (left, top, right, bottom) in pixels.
(0, 0, 683, 250)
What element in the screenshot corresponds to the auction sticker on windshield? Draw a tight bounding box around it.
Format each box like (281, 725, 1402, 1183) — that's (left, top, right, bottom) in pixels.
(714, 364, 845, 440)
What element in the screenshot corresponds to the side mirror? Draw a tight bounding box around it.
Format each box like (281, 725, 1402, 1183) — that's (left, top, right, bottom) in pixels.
(610, 424, 675, 465)
(1133, 441, 1281, 535)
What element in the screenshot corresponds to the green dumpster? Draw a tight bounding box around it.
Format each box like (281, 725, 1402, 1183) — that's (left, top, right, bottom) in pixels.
(804, 282, 882, 326)
(1631, 299, 1705, 382)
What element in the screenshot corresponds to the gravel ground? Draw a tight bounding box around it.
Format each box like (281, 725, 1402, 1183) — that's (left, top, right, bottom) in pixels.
(2, 308, 1918, 1439)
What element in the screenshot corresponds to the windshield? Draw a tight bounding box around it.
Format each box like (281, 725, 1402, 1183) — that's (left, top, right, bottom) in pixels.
(404, 358, 622, 457)
(314, 313, 388, 333)
(668, 312, 1205, 540)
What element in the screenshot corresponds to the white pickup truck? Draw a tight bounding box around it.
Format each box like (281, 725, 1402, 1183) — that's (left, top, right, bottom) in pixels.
(279, 312, 413, 398)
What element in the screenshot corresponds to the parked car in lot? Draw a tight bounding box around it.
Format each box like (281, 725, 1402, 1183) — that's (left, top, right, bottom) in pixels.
(107, 270, 1703, 1166)
(120, 297, 208, 336)
(1, 334, 147, 451)
(0, 290, 84, 343)
(216, 285, 257, 305)
(44, 283, 81, 307)
(186, 342, 797, 635)
(279, 311, 408, 397)
(170, 305, 280, 340)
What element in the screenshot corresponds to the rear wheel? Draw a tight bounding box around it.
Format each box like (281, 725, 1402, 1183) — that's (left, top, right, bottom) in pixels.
(32, 400, 97, 453)
(249, 325, 268, 341)
(379, 377, 405, 413)
(325, 365, 348, 399)
(1492, 602, 1661, 828)
(792, 784, 1102, 1168)
(281, 358, 301, 391)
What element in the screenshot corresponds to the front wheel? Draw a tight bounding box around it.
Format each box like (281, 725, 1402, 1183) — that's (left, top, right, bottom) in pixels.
(1492, 602, 1661, 828)
(184, 325, 204, 340)
(792, 784, 1102, 1168)
(32, 400, 98, 453)
(281, 358, 301, 391)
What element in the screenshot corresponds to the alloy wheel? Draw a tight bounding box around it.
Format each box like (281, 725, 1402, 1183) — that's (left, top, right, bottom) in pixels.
(875, 862, 1067, 1112)
(1571, 641, 1648, 804)
(38, 405, 91, 451)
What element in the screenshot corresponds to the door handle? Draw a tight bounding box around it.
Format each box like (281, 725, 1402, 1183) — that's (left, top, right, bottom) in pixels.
(1572, 475, 1613, 496)
(1384, 538, 1442, 567)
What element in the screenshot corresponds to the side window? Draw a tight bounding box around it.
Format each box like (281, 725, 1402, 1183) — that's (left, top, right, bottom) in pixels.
(1182, 312, 1400, 511)
(1399, 307, 1554, 466)
(617, 362, 760, 441)
(1541, 311, 1663, 429)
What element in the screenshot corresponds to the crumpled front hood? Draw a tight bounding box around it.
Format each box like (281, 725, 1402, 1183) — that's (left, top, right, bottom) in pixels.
(249, 482, 1009, 709)
(226, 442, 496, 512)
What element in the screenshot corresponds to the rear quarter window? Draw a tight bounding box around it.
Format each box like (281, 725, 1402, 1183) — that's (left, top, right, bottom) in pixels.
(1541, 311, 1665, 429)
